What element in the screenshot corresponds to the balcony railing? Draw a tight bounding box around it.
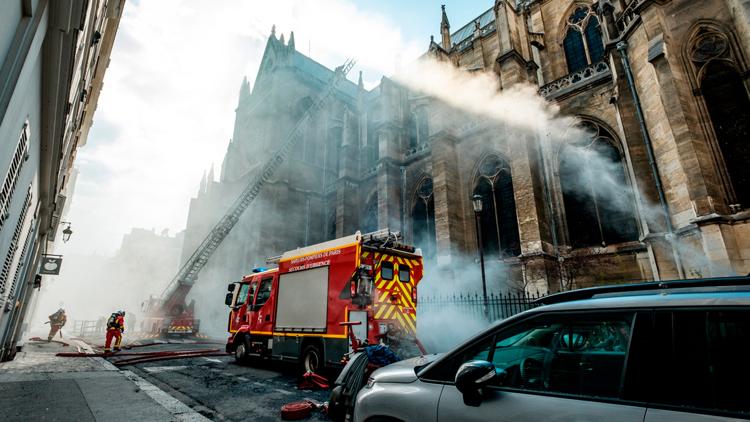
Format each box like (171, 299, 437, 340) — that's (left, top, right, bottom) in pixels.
(539, 61, 611, 100)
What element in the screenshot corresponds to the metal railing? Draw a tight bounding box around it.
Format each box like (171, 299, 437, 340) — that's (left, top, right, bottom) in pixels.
(72, 320, 103, 337)
(417, 291, 543, 323)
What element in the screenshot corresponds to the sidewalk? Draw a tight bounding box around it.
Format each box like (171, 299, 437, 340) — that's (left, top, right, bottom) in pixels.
(0, 338, 210, 421)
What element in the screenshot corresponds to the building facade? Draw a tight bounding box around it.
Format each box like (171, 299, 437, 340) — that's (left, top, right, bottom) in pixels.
(183, 0, 749, 329)
(0, 0, 124, 360)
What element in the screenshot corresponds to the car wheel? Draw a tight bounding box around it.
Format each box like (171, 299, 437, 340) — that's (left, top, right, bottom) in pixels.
(302, 344, 323, 373)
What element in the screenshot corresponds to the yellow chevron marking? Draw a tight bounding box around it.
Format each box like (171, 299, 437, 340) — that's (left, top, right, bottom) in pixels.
(396, 282, 414, 308)
(398, 311, 416, 332)
(375, 304, 388, 319)
(386, 279, 397, 291)
(374, 304, 386, 319)
(385, 305, 399, 320)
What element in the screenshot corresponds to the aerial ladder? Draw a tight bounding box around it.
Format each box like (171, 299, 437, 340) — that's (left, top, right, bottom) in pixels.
(143, 59, 357, 336)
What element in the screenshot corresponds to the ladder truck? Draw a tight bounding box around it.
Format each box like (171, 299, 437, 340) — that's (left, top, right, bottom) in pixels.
(142, 59, 356, 337)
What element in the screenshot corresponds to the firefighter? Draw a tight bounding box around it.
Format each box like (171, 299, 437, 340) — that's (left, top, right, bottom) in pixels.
(104, 310, 125, 353)
(46, 308, 67, 341)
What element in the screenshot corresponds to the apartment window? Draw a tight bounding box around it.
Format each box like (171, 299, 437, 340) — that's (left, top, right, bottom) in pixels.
(0, 187, 32, 295)
(8, 219, 35, 298)
(0, 121, 30, 231)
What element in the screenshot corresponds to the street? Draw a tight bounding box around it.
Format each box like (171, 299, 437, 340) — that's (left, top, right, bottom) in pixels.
(106, 340, 330, 421)
(2, 0, 749, 421)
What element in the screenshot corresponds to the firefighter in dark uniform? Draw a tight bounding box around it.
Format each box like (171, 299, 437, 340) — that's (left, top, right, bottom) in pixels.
(104, 311, 125, 353)
(47, 309, 67, 341)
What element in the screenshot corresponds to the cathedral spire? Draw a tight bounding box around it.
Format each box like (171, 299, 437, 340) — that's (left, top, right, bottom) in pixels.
(279, 33, 285, 45)
(270, 24, 276, 39)
(199, 170, 207, 195)
(357, 70, 364, 90)
(238, 76, 251, 105)
(440, 5, 452, 50)
(288, 31, 295, 50)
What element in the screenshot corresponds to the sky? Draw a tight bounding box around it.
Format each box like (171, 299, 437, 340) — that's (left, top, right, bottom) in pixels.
(60, 0, 491, 256)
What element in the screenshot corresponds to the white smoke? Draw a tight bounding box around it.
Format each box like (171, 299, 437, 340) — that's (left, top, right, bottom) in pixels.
(393, 57, 737, 352)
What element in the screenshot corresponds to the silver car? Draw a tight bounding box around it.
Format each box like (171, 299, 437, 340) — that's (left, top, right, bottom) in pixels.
(354, 277, 750, 422)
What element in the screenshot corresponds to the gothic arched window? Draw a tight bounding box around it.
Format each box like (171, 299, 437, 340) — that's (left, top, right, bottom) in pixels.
(563, 6, 605, 73)
(412, 178, 436, 260)
(559, 123, 639, 248)
(472, 156, 521, 258)
(688, 28, 750, 208)
(362, 194, 378, 233)
(408, 112, 418, 149)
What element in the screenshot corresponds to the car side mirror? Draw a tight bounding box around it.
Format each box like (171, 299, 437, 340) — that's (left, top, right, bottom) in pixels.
(225, 293, 234, 307)
(227, 283, 235, 292)
(455, 360, 503, 407)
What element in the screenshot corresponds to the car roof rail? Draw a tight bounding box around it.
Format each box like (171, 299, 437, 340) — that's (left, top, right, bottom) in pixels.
(535, 276, 750, 305)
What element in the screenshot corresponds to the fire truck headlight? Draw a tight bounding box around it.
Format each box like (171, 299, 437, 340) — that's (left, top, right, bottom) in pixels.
(365, 377, 376, 389)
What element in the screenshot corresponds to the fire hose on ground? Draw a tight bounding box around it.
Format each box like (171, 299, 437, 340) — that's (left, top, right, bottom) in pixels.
(56, 348, 229, 366)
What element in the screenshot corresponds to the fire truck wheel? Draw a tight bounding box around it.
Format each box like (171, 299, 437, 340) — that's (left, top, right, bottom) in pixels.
(234, 335, 250, 363)
(301, 344, 323, 373)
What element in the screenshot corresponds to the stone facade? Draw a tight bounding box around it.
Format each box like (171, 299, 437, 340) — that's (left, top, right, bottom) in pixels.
(183, 0, 750, 310)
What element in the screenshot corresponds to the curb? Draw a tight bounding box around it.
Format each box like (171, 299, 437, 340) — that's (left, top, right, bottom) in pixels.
(121, 370, 211, 421)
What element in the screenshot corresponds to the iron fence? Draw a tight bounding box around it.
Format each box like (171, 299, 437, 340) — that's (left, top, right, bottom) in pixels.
(72, 320, 103, 337)
(417, 291, 543, 323)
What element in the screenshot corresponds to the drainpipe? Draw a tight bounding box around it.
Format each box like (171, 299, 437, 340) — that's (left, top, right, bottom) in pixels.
(537, 132, 565, 292)
(616, 41, 685, 279)
(304, 193, 311, 246)
(400, 166, 406, 235)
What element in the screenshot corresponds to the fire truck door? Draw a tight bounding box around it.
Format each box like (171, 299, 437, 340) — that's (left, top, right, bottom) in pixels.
(249, 276, 274, 333)
(230, 282, 256, 332)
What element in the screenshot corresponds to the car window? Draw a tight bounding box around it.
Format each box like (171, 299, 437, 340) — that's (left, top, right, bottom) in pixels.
(421, 312, 634, 400)
(627, 310, 750, 416)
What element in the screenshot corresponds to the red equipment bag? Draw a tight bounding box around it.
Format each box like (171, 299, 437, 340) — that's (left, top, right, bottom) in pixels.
(280, 400, 316, 420)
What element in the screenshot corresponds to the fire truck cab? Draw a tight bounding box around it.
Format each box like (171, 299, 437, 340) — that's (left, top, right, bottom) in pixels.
(225, 230, 423, 372)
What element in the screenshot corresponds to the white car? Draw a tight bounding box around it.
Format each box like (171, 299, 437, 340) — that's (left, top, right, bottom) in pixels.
(354, 277, 750, 422)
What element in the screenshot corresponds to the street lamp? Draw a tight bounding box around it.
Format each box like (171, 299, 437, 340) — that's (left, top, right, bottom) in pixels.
(472, 194, 489, 320)
(61, 222, 73, 243)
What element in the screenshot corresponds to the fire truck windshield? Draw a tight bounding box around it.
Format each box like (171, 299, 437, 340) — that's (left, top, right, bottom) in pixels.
(236, 283, 250, 306)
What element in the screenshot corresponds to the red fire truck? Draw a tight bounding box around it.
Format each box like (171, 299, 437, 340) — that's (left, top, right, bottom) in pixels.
(225, 230, 423, 372)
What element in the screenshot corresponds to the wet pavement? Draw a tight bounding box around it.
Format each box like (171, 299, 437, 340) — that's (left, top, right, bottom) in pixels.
(0, 338, 207, 421)
(107, 340, 331, 421)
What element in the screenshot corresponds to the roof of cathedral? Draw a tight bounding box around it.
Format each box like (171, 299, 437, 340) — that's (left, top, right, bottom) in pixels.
(450, 7, 495, 47)
(290, 50, 360, 99)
